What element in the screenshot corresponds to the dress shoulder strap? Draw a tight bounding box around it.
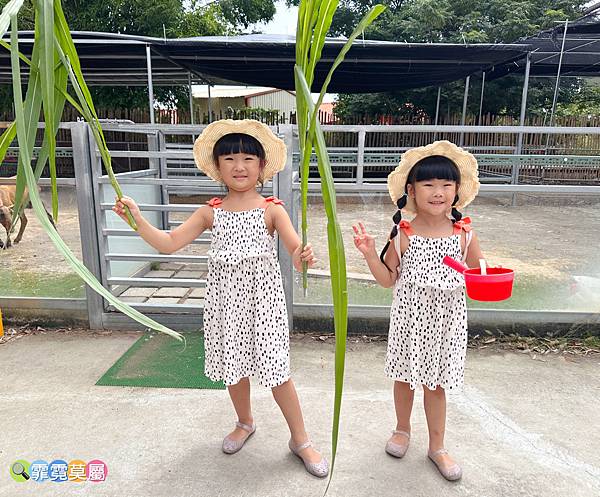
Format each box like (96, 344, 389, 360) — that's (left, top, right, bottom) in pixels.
(453, 216, 472, 235)
(457, 218, 474, 262)
(263, 196, 285, 208)
(398, 220, 414, 236)
(206, 197, 223, 208)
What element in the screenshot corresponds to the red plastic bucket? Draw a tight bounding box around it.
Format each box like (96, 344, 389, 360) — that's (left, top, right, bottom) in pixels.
(443, 256, 514, 302)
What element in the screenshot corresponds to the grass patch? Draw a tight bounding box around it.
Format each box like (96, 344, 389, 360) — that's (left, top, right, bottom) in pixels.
(0, 268, 85, 298)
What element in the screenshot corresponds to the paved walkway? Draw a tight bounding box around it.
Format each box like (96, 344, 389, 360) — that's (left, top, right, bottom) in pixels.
(1, 330, 599, 496)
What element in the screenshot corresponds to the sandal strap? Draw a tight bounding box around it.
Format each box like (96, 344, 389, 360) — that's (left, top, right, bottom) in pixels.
(235, 421, 255, 433)
(391, 430, 410, 439)
(293, 440, 313, 452)
(429, 448, 448, 458)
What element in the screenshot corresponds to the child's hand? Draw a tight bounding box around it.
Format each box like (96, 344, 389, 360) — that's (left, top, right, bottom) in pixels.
(293, 242, 317, 272)
(112, 195, 141, 223)
(352, 222, 377, 258)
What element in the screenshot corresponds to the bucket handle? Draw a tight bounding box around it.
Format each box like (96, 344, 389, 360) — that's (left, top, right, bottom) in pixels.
(443, 255, 468, 274)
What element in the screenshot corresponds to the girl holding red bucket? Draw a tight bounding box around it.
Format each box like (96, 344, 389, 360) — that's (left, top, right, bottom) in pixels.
(353, 141, 512, 481)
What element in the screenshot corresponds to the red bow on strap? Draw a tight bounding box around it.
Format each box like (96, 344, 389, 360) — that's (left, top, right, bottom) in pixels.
(453, 217, 472, 232)
(264, 196, 285, 205)
(207, 197, 223, 207)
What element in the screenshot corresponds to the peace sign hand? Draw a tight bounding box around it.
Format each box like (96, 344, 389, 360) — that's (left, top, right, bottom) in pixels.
(352, 222, 376, 258)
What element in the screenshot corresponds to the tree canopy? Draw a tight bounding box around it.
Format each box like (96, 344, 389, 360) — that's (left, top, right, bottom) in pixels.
(288, 0, 592, 119)
(1, 0, 277, 110)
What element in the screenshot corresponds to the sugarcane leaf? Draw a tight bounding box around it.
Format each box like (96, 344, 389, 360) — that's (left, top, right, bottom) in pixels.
(0, 122, 17, 163)
(313, 5, 385, 123)
(9, 14, 183, 342)
(0, 0, 24, 37)
(11, 14, 43, 240)
(53, 3, 136, 229)
(306, 1, 338, 82)
(295, 63, 348, 491)
(2, 37, 75, 235)
(39, 0, 58, 221)
(0, 38, 31, 64)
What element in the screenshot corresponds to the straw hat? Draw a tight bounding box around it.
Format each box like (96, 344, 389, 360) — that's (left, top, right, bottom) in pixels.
(193, 119, 287, 183)
(387, 140, 480, 215)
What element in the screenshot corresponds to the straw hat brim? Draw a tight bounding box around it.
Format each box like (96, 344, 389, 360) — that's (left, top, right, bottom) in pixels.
(192, 119, 287, 183)
(387, 140, 480, 215)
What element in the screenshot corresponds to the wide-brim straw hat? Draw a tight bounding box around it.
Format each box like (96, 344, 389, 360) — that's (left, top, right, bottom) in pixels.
(193, 119, 287, 183)
(387, 140, 480, 215)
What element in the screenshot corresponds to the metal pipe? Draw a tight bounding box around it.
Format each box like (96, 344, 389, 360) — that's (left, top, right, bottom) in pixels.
(188, 72, 194, 125)
(434, 87, 441, 125)
(478, 72, 486, 125)
(516, 54, 532, 154)
(549, 20, 569, 129)
(434, 87, 441, 140)
(145, 44, 155, 124)
(460, 76, 470, 146)
(207, 83, 212, 123)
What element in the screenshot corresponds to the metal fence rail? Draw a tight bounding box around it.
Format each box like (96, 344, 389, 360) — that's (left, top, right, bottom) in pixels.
(2, 122, 599, 331)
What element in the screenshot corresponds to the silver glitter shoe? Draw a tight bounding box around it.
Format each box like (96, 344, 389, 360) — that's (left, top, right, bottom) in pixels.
(288, 439, 329, 478)
(428, 448, 462, 481)
(222, 421, 256, 454)
(385, 429, 410, 458)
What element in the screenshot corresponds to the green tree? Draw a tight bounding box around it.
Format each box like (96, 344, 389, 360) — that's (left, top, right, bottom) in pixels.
(0, 0, 277, 112)
(289, 0, 590, 119)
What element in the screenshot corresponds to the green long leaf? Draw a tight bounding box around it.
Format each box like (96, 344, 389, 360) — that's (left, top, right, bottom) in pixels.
(0, 38, 31, 64)
(0, 122, 17, 162)
(53, 0, 136, 229)
(295, 65, 347, 491)
(0, 0, 23, 36)
(2, 36, 75, 236)
(11, 9, 43, 242)
(10, 52, 68, 235)
(9, 13, 183, 343)
(312, 5, 385, 125)
(39, 0, 57, 221)
(294, 3, 385, 490)
(0, 39, 84, 117)
(306, 1, 338, 83)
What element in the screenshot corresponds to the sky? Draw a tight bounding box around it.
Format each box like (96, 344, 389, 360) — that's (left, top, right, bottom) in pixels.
(193, 1, 336, 103)
(257, 1, 298, 35)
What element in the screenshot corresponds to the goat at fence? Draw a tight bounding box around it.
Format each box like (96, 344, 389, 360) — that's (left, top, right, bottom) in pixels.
(0, 178, 56, 249)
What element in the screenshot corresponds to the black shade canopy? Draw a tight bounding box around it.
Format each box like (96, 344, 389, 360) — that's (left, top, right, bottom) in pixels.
(0, 31, 529, 91)
(488, 15, 600, 79)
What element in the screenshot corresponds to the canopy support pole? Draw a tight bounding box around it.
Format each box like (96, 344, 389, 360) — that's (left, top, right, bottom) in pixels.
(145, 45, 155, 124)
(546, 19, 569, 155)
(188, 72, 195, 125)
(478, 72, 486, 125)
(512, 53, 532, 206)
(516, 54, 531, 155)
(460, 76, 470, 146)
(433, 86, 441, 140)
(207, 83, 213, 123)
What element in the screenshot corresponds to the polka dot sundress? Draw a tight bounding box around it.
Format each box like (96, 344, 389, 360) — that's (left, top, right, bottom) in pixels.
(385, 219, 473, 390)
(202, 197, 290, 389)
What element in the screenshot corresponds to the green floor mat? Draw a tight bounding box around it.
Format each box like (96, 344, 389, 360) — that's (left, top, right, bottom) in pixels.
(96, 332, 225, 389)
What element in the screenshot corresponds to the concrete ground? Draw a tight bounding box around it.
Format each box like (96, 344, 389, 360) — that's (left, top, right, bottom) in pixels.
(1, 330, 599, 497)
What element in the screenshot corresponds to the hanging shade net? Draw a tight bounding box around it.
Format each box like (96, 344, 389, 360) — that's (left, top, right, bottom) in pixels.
(487, 14, 600, 79)
(0, 31, 529, 91)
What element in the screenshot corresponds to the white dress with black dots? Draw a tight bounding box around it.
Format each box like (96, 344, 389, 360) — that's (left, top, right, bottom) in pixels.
(203, 205, 290, 388)
(385, 224, 472, 390)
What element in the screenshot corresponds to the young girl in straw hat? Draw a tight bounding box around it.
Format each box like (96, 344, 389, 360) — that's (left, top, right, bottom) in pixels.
(113, 119, 328, 477)
(352, 141, 484, 481)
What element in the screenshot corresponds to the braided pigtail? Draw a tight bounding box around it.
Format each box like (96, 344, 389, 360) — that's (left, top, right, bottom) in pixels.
(380, 194, 408, 266)
(451, 194, 462, 223)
